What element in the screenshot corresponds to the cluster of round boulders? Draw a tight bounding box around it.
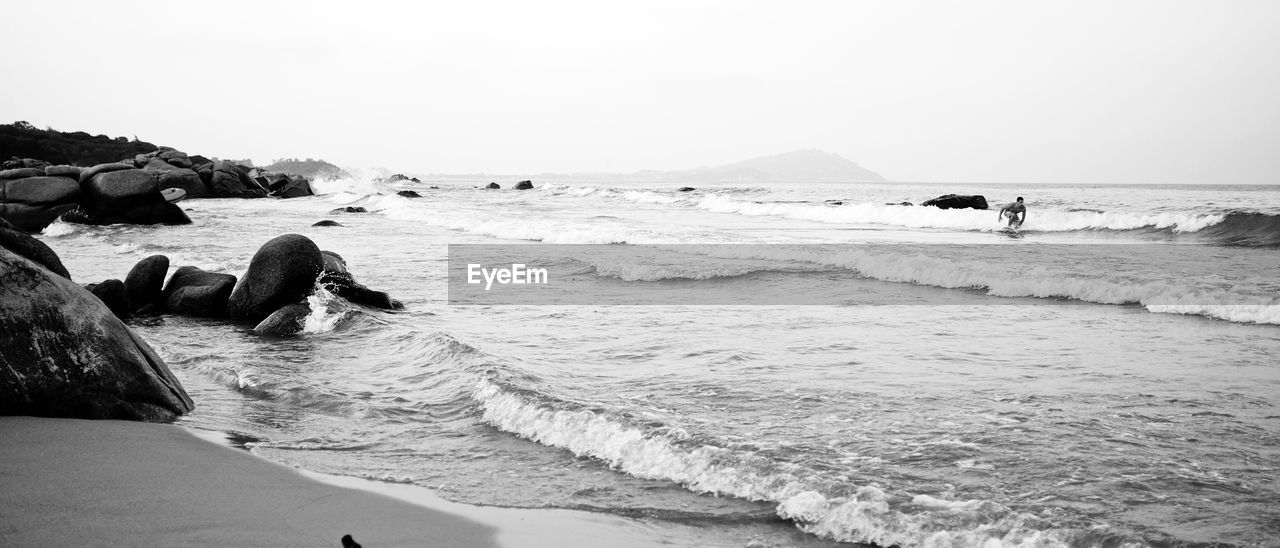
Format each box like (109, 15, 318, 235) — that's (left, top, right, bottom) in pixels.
(0, 165, 84, 231)
(1, 225, 194, 421)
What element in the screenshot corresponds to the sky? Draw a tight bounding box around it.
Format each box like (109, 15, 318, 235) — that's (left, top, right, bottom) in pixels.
(3, 1, 1278, 184)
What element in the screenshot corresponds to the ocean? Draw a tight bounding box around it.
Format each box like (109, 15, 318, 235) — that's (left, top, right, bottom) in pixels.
(39, 179, 1280, 547)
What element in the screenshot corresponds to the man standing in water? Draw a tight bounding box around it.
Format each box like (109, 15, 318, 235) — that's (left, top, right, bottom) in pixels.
(1000, 197, 1027, 228)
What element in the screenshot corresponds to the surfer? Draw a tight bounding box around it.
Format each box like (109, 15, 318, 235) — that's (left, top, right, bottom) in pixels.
(999, 197, 1026, 228)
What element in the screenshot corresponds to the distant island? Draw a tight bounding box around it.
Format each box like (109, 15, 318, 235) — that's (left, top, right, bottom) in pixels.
(262, 158, 350, 180)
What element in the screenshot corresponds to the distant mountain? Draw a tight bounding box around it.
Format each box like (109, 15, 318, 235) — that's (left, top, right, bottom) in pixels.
(678, 149, 885, 182)
(263, 158, 350, 180)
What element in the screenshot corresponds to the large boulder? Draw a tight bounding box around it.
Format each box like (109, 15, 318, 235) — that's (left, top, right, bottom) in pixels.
(0, 175, 82, 232)
(513, 180, 534, 190)
(162, 266, 237, 318)
(125, 255, 169, 313)
(317, 250, 401, 310)
(209, 161, 266, 198)
(920, 194, 988, 210)
(227, 234, 324, 323)
(78, 162, 135, 184)
(486, 182, 500, 189)
(0, 168, 44, 180)
(0, 219, 70, 278)
(270, 175, 313, 199)
(252, 303, 311, 336)
(0, 248, 194, 421)
(145, 161, 210, 199)
(71, 168, 191, 226)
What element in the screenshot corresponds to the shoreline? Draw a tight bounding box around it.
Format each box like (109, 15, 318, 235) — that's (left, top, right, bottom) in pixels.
(0, 416, 701, 547)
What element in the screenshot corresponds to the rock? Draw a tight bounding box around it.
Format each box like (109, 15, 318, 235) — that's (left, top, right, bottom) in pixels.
(320, 270, 402, 310)
(82, 169, 159, 214)
(513, 180, 534, 190)
(0, 248, 194, 421)
(320, 250, 347, 274)
(162, 266, 237, 318)
(311, 220, 342, 227)
(341, 534, 362, 548)
(677, 187, 695, 192)
(486, 182, 500, 189)
(826, 200, 844, 205)
(920, 194, 988, 210)
(144, 159, 210, 198)
(226, 234, 324, 323)
(0, 175, 82, 232)
(272, 176, 312, 199)
(44, 165, 82, 178)
(162, 188, 186, 202)
(886, 201, 914, 206)
(77, 162, 135, 184)
(209, 160, 266, 198)
(188, 155, 212, 166)
(85, 279, 130, 320)
(252, 303, 311, 336)
(157, 149, 192, 169)
(329, 206, 367, 214)
(396, 190, 422, 198)
(125, 255, 169, 312)
(0, 168, 44, 180)
(0, 220, 71, 279)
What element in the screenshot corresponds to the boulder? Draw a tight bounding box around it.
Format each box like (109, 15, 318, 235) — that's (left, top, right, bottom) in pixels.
(0, 248, 194, 421)
(920, 194, 988, 210)
(125, 255, 169, 312)
(0, 176, 82, 232)
(78, 162, 135, 184)
(486, 182, 500, 189)
(44, 165, 82, 179)
(0, 168, 44, 180)
(162, 266, 236, 318)
(226, 234, 324, 323)
(396, 190, 422, 198)
(209, 160, 266, 198)
(513, 180, 534, 190)
(320, 270, 402, 310)
(147, 165, 210, 199)
(320, 250, 347, 274)
(252, 303, 311, 336)
(0, 219, 70, 279)
(677, 187, 695, 192)
(85, 279, 130, 320)
(312, 220, 342, 227)
(82, 169, 159, 214)
(272, 177, 312, 199)
(157, 149, 193, 169)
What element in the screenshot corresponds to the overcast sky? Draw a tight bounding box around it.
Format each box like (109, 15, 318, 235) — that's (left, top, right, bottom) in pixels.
(4, 1, 1278, 183)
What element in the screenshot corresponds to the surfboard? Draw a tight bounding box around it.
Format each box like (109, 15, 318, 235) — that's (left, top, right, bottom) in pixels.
(162, 188, 186, 203)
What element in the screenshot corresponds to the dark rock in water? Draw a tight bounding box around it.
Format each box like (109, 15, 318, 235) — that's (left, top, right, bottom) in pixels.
(329, 206, 367, 214)
(208, 160, 266, 198)
(162, 266, 237, 318)
(77, 162, 135, 184)
(0, 167, 44, 180)
(513, 180, 534, 190)
(85, 279, 130, 320)
(1, 248, 194, 421)
(271, 176, 312, 199)
(396, 190, 422, 198)
(921, 194, 988, 210)
(311, 220, 342, 227)
(486, 182, 500, 189)
(252, 303, 311, 336)
(677, 187, 695, 192)
(125, 255, 169, 312)
(886, 201, 913, 206)
(0, 175, 82, 232)
(227, 234, 324, 323)
(341, 534, 362, 548)
(826, 200, 844, 205)
(320, 250, 348, 274)
(82, 169, 159, 214)
(320, 270, 402, 310)
(146, 163, 210, 199)
(0, 220, 70, 279)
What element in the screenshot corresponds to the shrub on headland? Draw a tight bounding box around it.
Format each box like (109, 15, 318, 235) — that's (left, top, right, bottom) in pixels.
(0, 121, 159, 166)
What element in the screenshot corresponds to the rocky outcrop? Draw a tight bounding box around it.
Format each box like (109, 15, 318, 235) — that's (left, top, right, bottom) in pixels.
(209, 160, 267, 198)
(486, 182, 500, 189)
(513, 180, 534, 190)
(144, 157, 210, 199)
(0, 247, 194, 421)
(920, 194, 988, 210)
(396, 190, 421, 198)
(67, 166, 192, 226)
(0, 172, 81, 232)
(252, 303, 311, 336)
(318, 250, 402, 310)
(227, 234, 324, 323)
(85, 279, 130, 320)
(162, 266, 237, 318)
(330, 206, 367, 214)
(125, 255, 169, 313)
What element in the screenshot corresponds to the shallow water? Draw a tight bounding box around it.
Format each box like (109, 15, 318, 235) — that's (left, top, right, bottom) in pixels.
(41, 179, 1280, 547)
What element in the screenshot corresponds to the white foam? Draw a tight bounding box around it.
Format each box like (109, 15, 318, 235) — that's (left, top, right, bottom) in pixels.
(301, 289, 348, 334)
(472, 378, 1087, 547)
(39, 220, 78, 238)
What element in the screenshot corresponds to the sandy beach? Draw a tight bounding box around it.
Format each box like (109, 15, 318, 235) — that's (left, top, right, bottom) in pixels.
(0, 416, 687, 548)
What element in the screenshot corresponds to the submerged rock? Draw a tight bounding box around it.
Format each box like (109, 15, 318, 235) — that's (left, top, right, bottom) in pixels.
(252, 303, 311, 336)
(486, 182, 500, 189)
(329, 206, 367, 214)
(0, 248, 194, 421)
(513, 180, 533, 190)
(396, 190, 422, 198)
(312, 220, 342, 227)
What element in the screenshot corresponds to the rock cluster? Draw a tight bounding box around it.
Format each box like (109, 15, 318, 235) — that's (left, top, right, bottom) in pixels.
(920, 194, 988, 210)
(1, 147, 317, 232)
(0, 222, 194, 421)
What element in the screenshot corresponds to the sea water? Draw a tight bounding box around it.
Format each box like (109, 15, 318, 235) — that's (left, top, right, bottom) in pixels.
(39, 179, 1280, 547)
